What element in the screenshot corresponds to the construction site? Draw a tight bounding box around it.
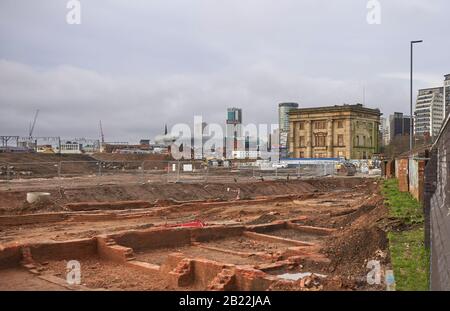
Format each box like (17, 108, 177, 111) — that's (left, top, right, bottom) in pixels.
(0, 152, 391, 291)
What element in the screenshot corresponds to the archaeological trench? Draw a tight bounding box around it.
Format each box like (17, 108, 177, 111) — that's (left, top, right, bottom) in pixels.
(0, 178, 390, 291)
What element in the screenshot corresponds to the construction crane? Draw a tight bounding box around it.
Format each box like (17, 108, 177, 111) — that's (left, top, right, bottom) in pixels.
(99, 120, 105, 150)
(28, 109, 39, 138)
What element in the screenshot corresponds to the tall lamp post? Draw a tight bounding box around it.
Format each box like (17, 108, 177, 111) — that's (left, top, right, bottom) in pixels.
(410, 40, 423, 153)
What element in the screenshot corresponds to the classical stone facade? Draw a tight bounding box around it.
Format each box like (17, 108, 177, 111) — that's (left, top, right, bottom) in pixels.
(288, 104, 381, 159)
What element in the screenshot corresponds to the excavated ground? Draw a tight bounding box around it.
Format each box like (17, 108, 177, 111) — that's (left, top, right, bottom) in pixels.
(0, 176, 389, 291)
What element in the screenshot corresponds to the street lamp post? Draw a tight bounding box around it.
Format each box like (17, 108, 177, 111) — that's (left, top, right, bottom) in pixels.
(410, 40, 423, 153)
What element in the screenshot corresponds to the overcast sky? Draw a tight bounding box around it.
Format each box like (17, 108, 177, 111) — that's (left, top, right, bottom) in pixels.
(1, 0, 449, 143)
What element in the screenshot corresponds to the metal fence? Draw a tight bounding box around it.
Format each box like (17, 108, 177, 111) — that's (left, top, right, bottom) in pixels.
(0, 160, 337, 186)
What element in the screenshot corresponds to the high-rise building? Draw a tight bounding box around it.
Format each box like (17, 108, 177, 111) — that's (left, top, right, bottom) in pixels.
(279, 103, 299, 132)
(380, 117, 390, 146)
(278, 102, 299, 158)
(444, 74, 450, 117)
(225, 108, 243, 158)
(388, 112, 412, 142)
(414, 87, 445, 139)
(226, 108, 242, 125)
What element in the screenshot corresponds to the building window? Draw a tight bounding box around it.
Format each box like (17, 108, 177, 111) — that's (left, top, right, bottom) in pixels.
(314, 121, 326, 130)
(314, 135, 326, 147)
(299, 136, 305, 147)
(299, 151, 305, 158)
(337, 121, 343, 128)
(299, 122, 305, 130)
(363, 136, 366, 147)
(337, 134, 344, 147)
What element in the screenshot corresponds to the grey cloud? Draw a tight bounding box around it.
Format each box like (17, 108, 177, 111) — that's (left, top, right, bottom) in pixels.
(0, 0, 449, 142)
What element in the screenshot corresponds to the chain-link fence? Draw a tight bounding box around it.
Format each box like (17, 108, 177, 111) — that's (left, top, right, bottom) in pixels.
(0, 160, 337, 187)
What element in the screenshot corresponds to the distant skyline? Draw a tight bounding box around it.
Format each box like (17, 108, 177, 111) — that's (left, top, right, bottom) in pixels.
(1, 0, 449, 143)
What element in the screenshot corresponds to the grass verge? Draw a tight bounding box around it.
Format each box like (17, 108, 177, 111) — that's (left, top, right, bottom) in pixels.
(382, 179, 429, 291)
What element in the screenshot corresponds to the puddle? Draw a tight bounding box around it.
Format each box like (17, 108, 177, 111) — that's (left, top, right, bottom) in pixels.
(277, 272, 327, 281)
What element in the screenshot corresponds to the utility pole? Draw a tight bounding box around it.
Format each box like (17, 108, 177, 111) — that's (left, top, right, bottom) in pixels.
(410, 40, 423, 153)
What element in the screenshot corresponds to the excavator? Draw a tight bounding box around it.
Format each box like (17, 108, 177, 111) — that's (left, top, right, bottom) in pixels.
(336, 161, 357, 176)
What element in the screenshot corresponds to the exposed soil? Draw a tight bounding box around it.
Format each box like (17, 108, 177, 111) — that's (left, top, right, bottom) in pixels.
(321, 196, 390, 281)
(136, 246, 265, 266)
(266, 229, 323, 243)
(206, 236, 291, 254)
(42, 258, 174, 291)
(0, 179, 318, 213)
(90, 153, 171, 162)
(0, 167, 390, 291)
(0, 268, 69, 291)
(0, 153, 177, 182)
(0, 154, 98, 179)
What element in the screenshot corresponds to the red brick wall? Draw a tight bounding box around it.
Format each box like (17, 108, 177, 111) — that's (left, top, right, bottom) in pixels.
(113, 228, 191, 251)
(396, 159, 409, 192)
(29, 238, 97, 261)
(0, 245, 21, 268)
(386, 160, 395, 178)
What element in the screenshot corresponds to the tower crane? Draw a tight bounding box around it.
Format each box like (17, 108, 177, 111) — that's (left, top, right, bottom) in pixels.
(28, 109, 39, 138)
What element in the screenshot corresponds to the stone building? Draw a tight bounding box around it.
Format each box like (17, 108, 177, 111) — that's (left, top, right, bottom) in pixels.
(288, 104, 381, 159)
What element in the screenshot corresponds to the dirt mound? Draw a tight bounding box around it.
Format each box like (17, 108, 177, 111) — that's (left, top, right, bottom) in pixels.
(90, 153, 171, 162)
(0, 153, 98, 179)
(336, 204, 377, 227)
(319, 183, 390, 284)
(0, 153, 172, 179)
(0, 180, 318, 213)
(305, 178, 379, 194)
(2, 199, 66, 215)
(324, 226, 388, 274)
(0, 153, 96, 163)
(246, 213, 278, 225)
(153, 199, 180, 207)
